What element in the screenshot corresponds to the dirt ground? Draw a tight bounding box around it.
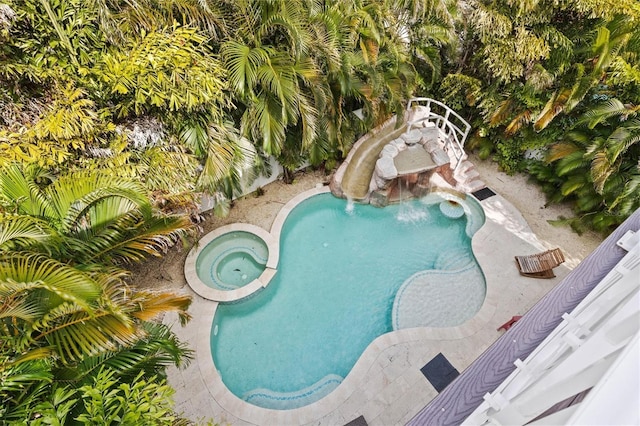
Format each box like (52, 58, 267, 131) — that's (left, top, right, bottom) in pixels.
(128, 158, 604, 292)
(468, 153, 603, 265)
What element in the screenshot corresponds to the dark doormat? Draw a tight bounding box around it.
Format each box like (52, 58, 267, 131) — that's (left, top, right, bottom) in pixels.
(344, 415, 368, 426)
(472, 187, 496, 201)
(420, 353, 460, 392)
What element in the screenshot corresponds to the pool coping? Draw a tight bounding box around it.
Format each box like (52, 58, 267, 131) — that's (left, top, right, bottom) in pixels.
(191, 185, 502, 424)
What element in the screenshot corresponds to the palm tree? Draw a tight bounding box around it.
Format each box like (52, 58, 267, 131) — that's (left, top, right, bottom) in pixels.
(326, 0, 418, 126)
(0, 163, 193, 362)
(0, 250, 192, 419)
(0, 164, 193, 265)
(0, 357, 52, 422)
(3, 3, 241, 210)
(539, 99, 640, 231)
(534, 17, 638, 131)
(442, 0, 640, 178)
(0, 250, 191, 362)
(0, 164, 194, 421)
(220, 29, 321, 156)
(218, 0, 439, 170)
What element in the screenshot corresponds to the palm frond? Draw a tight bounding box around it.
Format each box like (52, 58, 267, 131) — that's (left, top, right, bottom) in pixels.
(505, 110, 532, 135)
(221, 41, 270, 95)
(413, 45, 442, 88)
(45, 172, 147, 234)
(0, 359, 52, 392)
(297, 92, 319, 151)
(610, 172, 640, 212)
(581, 98, 633, 128)
(0, 164, 55, 219)
(197, 124, 243, 193)
(129, 292, 192, 325)
(258, 0, 312, 58)
(8, 347, 54, 365)
(565, 74, 599, 113)
(0, 293, 41, 324)
(33, 304, 141, 364)
(309, 7, 343, 73)
(0, 358, 52, 422)
(607, 118, 640, 163)
(82, 213, 192, 264)
(55, 322, 192, 383)
(0, 215, 54, 252)
(546, 141, 580, 163)
(353, 6, 382, 45)
(560, 173, 590, 196)
(246, 94, 288, 155)
(257, 55, 299, 123)
(489, 98, 513, 127)
(591, 150, 614, 194)
(555, 151, 590, 177)
(533, 88, 571, 132)
(0, 253, 101, 309)
(178, 119, 210, 158)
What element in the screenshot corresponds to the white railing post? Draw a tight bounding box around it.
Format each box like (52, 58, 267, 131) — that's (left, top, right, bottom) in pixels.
(404, 97, 471, 173)
(463, 233, 640, 426)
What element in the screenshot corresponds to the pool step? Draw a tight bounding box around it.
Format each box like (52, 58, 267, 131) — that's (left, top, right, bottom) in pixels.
(453, 164, 486, 193)
(460, 178, 486, 193)
(392, 264, 485, 330)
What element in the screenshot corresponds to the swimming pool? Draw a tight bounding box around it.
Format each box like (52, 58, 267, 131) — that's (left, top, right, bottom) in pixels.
(210, 192, 485, 410)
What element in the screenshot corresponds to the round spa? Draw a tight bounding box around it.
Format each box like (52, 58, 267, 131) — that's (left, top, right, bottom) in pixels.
(185, 224, 277, 301)
(197, 231, 268, 290)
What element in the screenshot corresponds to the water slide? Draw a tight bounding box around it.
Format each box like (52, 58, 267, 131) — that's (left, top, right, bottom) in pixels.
(335, 116, 408, 201)
(332, 99, 471, 201)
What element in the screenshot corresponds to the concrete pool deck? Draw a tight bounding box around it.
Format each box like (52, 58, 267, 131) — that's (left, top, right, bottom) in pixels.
(162, 166, 600, 425)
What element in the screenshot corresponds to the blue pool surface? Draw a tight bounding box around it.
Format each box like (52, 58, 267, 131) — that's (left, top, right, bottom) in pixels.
(211, 193, 485, 409)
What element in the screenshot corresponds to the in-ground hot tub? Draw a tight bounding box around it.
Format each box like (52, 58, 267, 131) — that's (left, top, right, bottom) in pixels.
(196, 231, 268, 290)
(184, 224, 278, 302)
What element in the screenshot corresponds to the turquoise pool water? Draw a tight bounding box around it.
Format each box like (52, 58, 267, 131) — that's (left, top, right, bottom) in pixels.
(211, 193, 485, 409)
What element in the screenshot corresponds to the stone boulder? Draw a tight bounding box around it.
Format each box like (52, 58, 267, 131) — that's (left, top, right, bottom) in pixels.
(375, 156, 398, 180)
(419, 122, 439, 142)
(401, 129, 423, 145)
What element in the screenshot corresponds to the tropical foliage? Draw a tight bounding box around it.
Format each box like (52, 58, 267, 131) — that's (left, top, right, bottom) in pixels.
(4, 367, 181, 425)
(0, 165, 193, 422)
(530, 99, 640, 232)
(439, 0, 640, 231)
(2, 0, 640, 422)
(1, 0, 456, 203)
(0, 164, 192, 264)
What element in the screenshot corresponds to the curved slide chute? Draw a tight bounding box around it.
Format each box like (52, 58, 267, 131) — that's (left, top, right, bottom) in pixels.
(336, 117, 407, 201)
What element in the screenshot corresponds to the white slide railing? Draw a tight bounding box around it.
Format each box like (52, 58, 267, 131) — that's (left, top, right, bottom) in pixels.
(406, 97, 471, 172)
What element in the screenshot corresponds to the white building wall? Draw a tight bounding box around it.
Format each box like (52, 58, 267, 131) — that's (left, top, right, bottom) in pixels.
(463, 230, 640, 426)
